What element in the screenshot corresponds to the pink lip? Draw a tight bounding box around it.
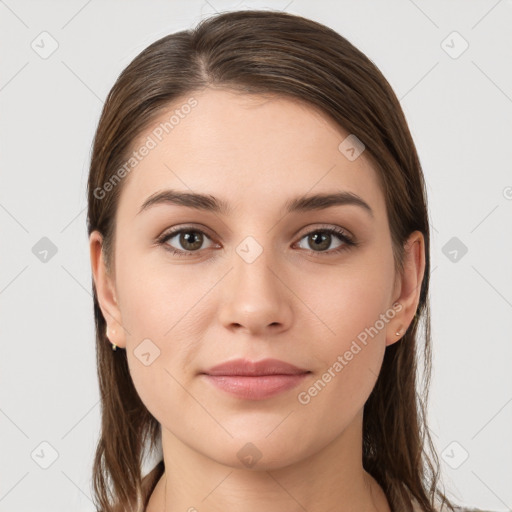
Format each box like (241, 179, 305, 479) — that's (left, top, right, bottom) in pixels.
(201, 358, 310, 400)
(203, 358, 309, 376)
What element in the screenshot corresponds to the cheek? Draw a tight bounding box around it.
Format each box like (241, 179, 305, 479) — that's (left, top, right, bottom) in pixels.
(292, 254, 394, 403)
(296, 258, 395, 350)
(292, 276, 391, 443)
(115, 244, 211, 337)
(115, 253, 215, 424)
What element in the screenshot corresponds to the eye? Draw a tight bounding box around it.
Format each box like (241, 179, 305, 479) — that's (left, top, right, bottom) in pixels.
(156, 225, 357, 257)
(157, 227, 215, 256)
(295, 227, 356, 255)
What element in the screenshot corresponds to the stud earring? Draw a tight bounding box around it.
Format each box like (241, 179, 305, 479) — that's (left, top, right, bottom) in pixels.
(106, 327, 117, 350)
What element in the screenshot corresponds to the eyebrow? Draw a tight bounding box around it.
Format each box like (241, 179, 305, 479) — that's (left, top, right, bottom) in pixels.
(137, 189, 373, 218)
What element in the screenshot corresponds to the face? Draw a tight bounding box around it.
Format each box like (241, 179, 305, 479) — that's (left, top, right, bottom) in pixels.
(91, 88, 424, 470)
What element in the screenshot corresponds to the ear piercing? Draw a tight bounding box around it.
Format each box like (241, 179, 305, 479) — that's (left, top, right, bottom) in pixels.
(106, 327, 117, 350)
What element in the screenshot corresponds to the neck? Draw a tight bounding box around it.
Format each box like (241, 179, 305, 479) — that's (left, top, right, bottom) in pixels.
(148, 409, 390, 512)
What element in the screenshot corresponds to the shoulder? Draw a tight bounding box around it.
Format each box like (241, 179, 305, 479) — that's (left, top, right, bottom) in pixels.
(411, 497, 494, 512)
(440, 503, 499, 512)
(451, 508, 500, 512)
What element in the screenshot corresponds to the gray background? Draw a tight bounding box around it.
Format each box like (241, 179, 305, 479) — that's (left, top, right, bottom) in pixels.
(1, 0, 511, 511)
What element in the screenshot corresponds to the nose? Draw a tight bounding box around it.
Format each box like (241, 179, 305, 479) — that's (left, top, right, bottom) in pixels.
(217, 246, 293, 336)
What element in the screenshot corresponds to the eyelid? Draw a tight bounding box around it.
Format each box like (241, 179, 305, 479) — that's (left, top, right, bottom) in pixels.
(157, 223, 356, 255)
(156, 224, 218, 250)
(157, 223, 216, 241)
(294, 223, 353, 241)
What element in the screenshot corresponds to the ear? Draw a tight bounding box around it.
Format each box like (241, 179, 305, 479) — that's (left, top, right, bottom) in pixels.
(89, 230, 127, 349)
(386, 230, 426, 347)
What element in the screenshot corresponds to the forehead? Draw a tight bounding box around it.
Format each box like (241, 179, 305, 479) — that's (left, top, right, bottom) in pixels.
(117, 88, 386, 221)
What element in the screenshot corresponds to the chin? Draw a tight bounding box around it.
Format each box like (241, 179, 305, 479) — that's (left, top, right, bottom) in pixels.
(198, 435, 312, 471)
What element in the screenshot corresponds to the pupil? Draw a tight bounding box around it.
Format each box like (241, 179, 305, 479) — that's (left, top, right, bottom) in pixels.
(182, 231, 202, 250)
(311, 232, 329, 251)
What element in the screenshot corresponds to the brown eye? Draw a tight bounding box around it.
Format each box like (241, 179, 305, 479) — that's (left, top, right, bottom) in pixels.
(296, 227, 355, 254)
(160, 228, 214, 254)
(305, 232, 334, 251)
(177, 231, 204, 251)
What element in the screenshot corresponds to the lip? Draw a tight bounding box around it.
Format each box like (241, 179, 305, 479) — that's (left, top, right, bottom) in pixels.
(201, 358, 311, 400)
(203, 358, 310, 376)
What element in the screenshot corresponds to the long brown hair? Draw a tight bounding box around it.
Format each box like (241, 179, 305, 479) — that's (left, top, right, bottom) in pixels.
(87, 10, 455, 512)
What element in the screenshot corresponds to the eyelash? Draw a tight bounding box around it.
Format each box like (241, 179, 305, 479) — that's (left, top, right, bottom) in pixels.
(156, 225, 358, 258)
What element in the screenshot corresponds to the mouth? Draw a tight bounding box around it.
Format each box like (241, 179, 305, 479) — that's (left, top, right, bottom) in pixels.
(200, 358, 311, 400)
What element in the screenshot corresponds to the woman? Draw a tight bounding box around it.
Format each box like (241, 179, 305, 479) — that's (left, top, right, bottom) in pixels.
(87, 9, 471, 512)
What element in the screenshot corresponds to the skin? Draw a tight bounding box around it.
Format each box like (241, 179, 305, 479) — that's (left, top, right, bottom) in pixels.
(90, 88, 425, 512)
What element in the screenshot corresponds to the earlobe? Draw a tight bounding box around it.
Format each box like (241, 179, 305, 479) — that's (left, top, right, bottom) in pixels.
(386, 231, 426, 347)
(89, 230, 127, 349)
